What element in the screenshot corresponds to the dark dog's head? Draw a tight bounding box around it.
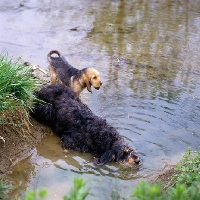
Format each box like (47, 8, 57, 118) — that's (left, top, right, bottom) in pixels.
(97, 141, 140, 166)
(118, 146, 140, 165)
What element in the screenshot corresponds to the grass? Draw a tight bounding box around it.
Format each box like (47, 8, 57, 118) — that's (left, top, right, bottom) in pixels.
(0, 54, 42, 142)
(0, 54, 41, 119)
(131, 147, 200, 200)
(172, 147, 200, 186)
(22, 178, 89, 200)
(130, 181, 200, 200)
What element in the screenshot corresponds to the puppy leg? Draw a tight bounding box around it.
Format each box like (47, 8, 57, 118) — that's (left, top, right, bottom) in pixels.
(48, 65, 57, 85)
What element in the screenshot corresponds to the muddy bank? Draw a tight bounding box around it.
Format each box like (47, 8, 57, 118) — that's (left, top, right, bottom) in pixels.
(0, 66, 53, 174)
(0, 115, 53, 174)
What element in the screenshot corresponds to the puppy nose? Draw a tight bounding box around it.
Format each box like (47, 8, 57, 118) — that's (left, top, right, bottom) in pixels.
(134, 157, 140, 164)
(100, 82, 103, 85)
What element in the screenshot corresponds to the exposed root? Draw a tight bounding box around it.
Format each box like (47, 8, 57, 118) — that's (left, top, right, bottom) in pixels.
(0, 136, 5, 143)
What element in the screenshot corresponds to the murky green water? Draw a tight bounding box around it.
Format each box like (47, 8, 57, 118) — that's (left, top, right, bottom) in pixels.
(1, 0, 200, 199)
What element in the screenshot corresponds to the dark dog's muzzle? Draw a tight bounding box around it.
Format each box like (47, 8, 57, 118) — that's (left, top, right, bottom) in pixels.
(134, 157, 140, 164)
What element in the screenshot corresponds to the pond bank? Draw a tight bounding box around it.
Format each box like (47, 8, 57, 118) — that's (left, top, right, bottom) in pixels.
(0, 66, 53, 174)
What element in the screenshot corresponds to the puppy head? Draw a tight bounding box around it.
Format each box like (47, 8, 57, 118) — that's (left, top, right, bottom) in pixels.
(85, 68, 102, 92)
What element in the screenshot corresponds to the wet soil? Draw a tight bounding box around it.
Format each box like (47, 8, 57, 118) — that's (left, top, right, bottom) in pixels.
(0, 115, 53, 174)
(149, 166, 177, 189)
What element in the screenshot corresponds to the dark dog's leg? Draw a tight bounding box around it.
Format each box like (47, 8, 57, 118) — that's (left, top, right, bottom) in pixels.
(97, 150, 114, 165)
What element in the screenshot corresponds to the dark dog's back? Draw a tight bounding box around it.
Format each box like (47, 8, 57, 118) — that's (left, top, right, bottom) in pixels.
(33, 85, 93, 135)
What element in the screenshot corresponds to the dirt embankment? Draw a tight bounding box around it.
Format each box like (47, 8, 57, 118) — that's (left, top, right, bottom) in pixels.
(0, 65, 54, 174)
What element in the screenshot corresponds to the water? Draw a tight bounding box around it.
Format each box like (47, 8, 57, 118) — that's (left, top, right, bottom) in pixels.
(1, 0, 200, 199)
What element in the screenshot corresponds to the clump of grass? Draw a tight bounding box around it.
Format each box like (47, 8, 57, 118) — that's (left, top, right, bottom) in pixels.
(63, 177, 90, 200)
(23, 188, 48, 200)
(172, 147, 200, 186)
(130, 181, 200, 200)
(21, 177, 89, 200)
(130, 147, 200, 200)
(0, 54, 43, 142)
(0, 54, 41, 117)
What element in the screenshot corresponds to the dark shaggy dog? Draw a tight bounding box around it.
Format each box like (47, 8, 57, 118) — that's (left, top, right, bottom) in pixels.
(47, 50, 102, 97)
(32, 85, 140, 165)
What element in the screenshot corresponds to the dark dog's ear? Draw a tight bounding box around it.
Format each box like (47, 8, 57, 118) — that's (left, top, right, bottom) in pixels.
(84, 75, 92, 93)
(124, 147, 130, 152)
(97, 150, 114, 165)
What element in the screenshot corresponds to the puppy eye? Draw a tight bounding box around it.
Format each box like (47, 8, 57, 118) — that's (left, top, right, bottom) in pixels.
(93, 76, 97, 79)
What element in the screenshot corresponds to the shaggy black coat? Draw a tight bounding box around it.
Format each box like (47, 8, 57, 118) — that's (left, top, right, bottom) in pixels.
(32, 85, 140, 165)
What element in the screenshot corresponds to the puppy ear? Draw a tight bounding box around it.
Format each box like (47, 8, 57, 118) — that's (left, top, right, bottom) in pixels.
(84, 75, 92, 93)
(97, 150, 113, 165)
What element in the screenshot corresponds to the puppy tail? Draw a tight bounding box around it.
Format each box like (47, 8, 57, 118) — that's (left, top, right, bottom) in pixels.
(47, 50, 61, 62)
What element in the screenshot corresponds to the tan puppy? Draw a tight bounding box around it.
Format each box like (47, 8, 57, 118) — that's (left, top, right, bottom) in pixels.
(47, 50, 102, 96)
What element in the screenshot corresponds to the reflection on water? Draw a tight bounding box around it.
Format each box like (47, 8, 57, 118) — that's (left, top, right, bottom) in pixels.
(2, 0, 200, 199)
(10, 135, 141, 199)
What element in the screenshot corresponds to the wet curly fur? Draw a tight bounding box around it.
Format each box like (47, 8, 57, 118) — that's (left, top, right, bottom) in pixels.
(32, 85, 140, 165)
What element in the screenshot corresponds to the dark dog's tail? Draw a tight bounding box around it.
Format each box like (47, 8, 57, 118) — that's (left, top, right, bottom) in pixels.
(47, 50, 61, 62)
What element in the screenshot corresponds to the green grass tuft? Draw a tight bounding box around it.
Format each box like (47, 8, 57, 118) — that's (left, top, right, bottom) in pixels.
(63, 177, 90, 200)
(172, 147, 200, 186)
(0, 54, 41, 119)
